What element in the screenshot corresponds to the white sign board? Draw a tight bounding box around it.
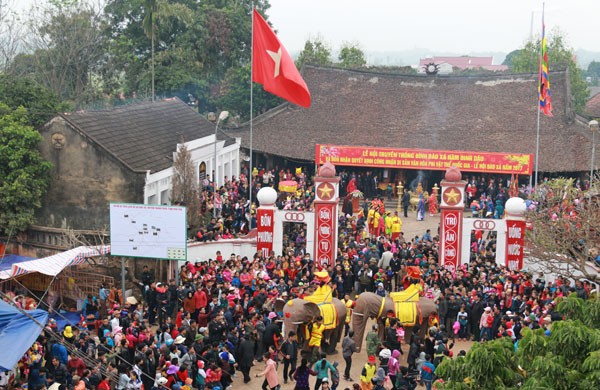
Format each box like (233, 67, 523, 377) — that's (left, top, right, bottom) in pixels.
(109, 203, 187, 260)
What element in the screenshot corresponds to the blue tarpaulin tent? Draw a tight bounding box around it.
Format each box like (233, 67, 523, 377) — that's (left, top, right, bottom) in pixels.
(0, 299, 48, 371)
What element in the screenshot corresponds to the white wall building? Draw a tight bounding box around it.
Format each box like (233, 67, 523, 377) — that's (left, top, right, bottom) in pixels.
(144, 134, 240, 205)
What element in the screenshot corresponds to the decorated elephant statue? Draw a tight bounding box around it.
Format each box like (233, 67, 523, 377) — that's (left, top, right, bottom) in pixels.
(352, 291, 437, 352)
(276, 297, 347, 355)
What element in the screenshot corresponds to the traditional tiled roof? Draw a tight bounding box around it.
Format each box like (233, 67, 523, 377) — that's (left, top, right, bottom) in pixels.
(229, 66, 596, 173)
(585, 92, 600, 119)
(60, 98, 225, 173)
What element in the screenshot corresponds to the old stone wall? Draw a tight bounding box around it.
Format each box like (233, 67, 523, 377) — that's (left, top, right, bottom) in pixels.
(36, 117, 145, 230)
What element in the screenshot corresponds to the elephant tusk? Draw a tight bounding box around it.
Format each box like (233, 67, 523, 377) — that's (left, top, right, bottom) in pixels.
(353, 312, 365, 317)
(291, 321, 304, 325)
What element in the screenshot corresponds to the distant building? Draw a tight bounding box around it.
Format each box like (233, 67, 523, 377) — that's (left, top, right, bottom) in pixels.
(418, 56, 508, 74)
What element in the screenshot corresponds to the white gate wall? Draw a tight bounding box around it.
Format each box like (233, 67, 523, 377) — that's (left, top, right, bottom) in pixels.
(461, 218, 507, 267)
(273, 210, 315, 256)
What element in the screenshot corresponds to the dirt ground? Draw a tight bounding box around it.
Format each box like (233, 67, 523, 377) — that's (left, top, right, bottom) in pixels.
(247, 315, 473, 390)
(246, 211, 455, 389)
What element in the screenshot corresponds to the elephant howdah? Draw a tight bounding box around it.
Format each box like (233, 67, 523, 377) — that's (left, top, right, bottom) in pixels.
(352, 285, 437, 352)
(277, 285, 347, 355)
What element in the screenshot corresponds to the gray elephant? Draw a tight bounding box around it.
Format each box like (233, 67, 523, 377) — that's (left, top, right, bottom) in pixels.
(275, 297, 347, 355)
(352, 292, 437, 352)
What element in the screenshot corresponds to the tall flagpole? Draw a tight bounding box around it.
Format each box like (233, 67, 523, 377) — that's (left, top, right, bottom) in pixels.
(533, 2, 544, 192)
(249, 5, 254, 215)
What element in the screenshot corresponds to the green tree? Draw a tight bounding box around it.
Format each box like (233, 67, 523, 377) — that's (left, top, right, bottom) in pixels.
(296, 38, 332, 68)
(435, 338, 522, 389)
(0, 74, 63, 126)
(22, 1, 107, 106)
(436, 302, 600, 390)
(508, 30, 589, 113)
(102, 0, 271, 114)
(338, 42, 367, 68)
(216, 64, 283, 121)
(0, 104, 52, 233)
(502, 49, 523, 68)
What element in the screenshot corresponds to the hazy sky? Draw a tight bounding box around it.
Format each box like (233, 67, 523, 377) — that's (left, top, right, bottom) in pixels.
(267, 0, 600, 54)
(9, 0, 600, 55)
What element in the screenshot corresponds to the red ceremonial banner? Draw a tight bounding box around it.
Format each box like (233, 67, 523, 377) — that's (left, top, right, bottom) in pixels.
(314, 203, 336, 268)
(440, 209, 462, 273)
(256, 208, 274, 258)
(505, 220, 526, 271)
(316, 144, 533, 175)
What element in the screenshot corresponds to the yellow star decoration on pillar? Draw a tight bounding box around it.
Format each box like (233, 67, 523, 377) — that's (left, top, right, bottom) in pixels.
(317, 183, 334, 200)
(444, 188, 460, 204)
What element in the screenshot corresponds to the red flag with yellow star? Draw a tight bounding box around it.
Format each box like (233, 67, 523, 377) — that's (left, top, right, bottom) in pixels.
(252, 9, 311, 108)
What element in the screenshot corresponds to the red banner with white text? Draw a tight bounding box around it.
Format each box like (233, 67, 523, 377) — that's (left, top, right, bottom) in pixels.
(314, 203, 337, 268)
(440, 209, 463, 274)
(505, 220, 526, 271)
(316, 144, 533, 175)
(256, 208, 274, 258)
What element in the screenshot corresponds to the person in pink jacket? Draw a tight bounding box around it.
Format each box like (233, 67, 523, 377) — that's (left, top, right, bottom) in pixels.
(388, 349, 401, 386)
(256, 352, 279, 390)
(479, 307, 494, 341)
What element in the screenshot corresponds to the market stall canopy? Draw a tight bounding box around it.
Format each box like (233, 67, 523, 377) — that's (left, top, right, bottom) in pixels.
(0, 299, 48, 370)
(0, 245, 111, 280)
(0, 254, 36, 280)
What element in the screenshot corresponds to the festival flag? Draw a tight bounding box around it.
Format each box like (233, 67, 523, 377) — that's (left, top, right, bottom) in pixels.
(252, 9, 311, 108)
(539, 10, 553, 116)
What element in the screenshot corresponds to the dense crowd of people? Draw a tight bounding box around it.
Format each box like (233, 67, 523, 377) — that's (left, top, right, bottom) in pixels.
(194, 167, 316, 242)
(1, 172, 596, 390)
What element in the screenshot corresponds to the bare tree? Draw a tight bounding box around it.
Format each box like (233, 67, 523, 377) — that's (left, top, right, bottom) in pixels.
(526, 177, 600, 283)
(171, 141, 201, 235)
(0, 0, 24, 71)
(22, 0, 106, 105)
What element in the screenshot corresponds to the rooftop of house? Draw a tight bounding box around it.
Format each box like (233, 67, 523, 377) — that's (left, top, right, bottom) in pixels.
(60, 98, 235, 173)
(228, 65, 595, 173)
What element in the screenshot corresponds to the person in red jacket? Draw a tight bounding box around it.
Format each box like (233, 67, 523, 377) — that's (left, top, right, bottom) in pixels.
(194, 288, 207, 319)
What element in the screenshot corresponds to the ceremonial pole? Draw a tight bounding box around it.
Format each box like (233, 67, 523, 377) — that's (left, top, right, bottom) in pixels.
(249, 3, 254, 213)
(533, 2, 545, 192)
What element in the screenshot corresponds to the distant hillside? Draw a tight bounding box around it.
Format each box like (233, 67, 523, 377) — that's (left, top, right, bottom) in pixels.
(575, 49, 600, 69)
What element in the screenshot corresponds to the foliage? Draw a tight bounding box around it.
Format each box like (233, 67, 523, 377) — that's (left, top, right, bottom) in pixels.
(502, 49, 522, 68)
(556, 293, 600, 330)
(0, 105, 52, 233)
(525, 177, 599, 283)
(102, 0, 271, 115)
(171, 142, 201, 234)
(436, 318, 600, 389)
(296, 38, 332, 68)
(216, 64, 283, 121)
(338, 42, 366, 68)
(507, 29, 589, 113)
(0, 74, 64, 126)
(586, 60, 600, 86)
(17, 1, 108, 107)
(435, 337, 522, 389)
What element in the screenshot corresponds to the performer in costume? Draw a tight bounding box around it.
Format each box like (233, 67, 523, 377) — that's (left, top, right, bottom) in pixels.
(428, 191, 438, 216)
(391, 211, 402, 241)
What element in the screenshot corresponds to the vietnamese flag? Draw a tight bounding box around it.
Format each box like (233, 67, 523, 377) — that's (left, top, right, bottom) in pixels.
(252, 9, 311, 108)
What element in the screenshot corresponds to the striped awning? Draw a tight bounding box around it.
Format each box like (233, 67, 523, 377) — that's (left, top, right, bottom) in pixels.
(4, 245, 111, 279)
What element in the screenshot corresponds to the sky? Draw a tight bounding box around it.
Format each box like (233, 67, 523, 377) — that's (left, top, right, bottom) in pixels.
(266, 0, 600, 55)
(8, 0, 600, 60)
